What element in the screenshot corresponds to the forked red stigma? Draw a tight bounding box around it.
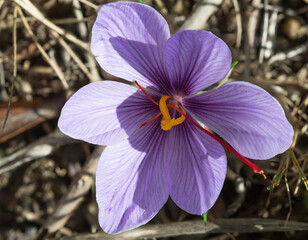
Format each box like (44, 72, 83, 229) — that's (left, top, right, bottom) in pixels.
(135, 81, 267, 179)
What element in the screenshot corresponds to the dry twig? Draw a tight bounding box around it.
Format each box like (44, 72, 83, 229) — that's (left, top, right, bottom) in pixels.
(231, 0, 242, 48)
(16, 6, 69, 90)
(153, 0, 168, 16)
(50, 30, 96, 83)
(78, 0, 99, 10)
(284, 157, 292, 234)
(0, 0, 4, 9)
(268, 41, 308, 64)
(0, 130, 77, 174)
(14, 0, 89, 51)
(2, 5, 18, 130)
(248, 0, 261, 48)
(72, 0, 100, 82)
(181, 0, 223, 30)
(0, 51, 8, 101)
(49, 218, 308, 240)
(264, 8, 278, 59)
(259, 0, 269, 64)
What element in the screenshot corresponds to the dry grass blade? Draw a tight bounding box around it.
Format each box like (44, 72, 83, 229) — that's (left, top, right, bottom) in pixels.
(2, 5, 18, 130)
(78, 0, 99, 10)
(259, 0, 269, 64)
(0, 0, 4, 9)
(231, 0, 242, 48)
(153, 0, 168, 16)
(247, 0, 261, 47)
(14, 0, 89, 51)
(264, 9, 278, 59)
(291, 95, 308, 148)
(16, 6, 69, 90)
(72, 0, 100, 82)
(283, 157, 292, 234)
(50, 30, 96, 82)
(0, 51, 8, 101)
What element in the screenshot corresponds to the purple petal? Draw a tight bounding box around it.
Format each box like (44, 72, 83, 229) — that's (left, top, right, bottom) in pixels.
(96, 121, 169, 234)
(167, 121, 227, 214)
(163, 30, 232, 95)
(91, 2, 171, 93)
(184, 81, 294, 159)
(58, 81, 160, 145)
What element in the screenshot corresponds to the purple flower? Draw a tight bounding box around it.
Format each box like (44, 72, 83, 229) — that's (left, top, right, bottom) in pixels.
(58, 2, 294, 234)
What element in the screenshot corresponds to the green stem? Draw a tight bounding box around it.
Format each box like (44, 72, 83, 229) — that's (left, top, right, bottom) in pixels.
(290, 150, 308, 192)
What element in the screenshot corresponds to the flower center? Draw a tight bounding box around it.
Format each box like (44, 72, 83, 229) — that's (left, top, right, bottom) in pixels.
(159, 96, 186, 131)
(135, 81, 266, 179)
(133, 82, 186, 131)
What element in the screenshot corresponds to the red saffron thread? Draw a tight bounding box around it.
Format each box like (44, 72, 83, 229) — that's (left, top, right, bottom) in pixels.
(141, 112, 162, 128)
(135, 81, 159, 105)
(135, 81, 266, 179)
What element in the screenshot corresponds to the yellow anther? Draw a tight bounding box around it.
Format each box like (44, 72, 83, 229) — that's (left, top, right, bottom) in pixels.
(159, 96, 171, 121)
(159, 96, 186, 131)
(174, 106, 186, 125)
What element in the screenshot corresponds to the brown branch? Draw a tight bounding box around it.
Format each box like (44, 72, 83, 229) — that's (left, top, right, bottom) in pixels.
(49, 218, 308, 240)
(0, 129, 78, 174)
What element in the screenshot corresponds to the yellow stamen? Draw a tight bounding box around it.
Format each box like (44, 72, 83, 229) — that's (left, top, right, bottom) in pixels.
(159, 96, 186, 131)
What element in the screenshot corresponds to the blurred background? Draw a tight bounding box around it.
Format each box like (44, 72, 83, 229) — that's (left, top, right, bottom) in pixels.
(0, 0, 307, 239)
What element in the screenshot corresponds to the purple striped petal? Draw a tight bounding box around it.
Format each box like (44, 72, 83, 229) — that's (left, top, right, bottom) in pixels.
(167, 121, 226, 214)
(96, 121, 168, 234)
(163, 30, 232, 95)
(58, 81, 160, 145)
(91, 2, 171, 92)
(184, 81, 294, 159)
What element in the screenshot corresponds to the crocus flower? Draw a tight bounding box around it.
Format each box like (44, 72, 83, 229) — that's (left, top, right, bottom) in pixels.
(58, 1, 294, 234)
